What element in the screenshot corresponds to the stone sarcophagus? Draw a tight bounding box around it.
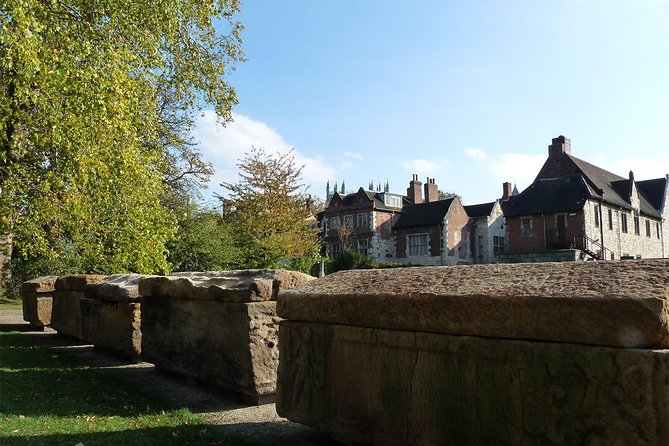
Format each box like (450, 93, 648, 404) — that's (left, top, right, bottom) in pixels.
(80, 274, 146, 359)
(139, 269, 314, 404)
(22, 276, 58, 329)
(276, 259, 669, 446)
(51, 274, 106, 339)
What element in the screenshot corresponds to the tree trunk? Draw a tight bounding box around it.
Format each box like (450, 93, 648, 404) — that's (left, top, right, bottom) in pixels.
(0, 231, 12, 299)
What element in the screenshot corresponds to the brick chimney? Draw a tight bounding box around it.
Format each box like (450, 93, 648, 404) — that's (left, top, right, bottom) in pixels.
(424, 177, 438, 203)
(406, 174, 423, 204)
(548, 135, 571, 157)
(502, 182, 513, 200)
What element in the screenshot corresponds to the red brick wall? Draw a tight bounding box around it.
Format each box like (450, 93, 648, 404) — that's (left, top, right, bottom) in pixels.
(395, 225, 442, 259)
(507, 212, 585, 253)
(446, 200, 470, 256)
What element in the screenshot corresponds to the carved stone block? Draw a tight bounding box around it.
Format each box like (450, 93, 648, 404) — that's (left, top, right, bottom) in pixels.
(51, 275, 106, 339)
(80, 274, 145, 357)
(21, 292, 53, 328)
(21, 276, 58, 328)
(139, 269, 313, 404)
(141, 297, 280, 403)
(277, 321, 669, 446)
(50, 290, 84, 339)
(277, 260, 669, 445)
(80, 298, 141, 359)
(278, 259, 669, 348)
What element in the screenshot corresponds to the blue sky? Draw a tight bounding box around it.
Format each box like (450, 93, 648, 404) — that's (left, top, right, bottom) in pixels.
(195, 0, 669, 206)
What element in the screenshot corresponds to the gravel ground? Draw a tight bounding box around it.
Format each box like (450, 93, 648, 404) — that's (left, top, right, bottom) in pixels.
(1, 309, 341, 446)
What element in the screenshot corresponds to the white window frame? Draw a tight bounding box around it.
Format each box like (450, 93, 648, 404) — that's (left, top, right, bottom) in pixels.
(356, 213, 369, 228)
(357, 239, 369, 256)
(343, 215, 353, 229)
(521, 217, 533, 237)
(331, 216, 340, 229)
(493, 236, 505, 256)
(621, 213, 628, 233)
(330, 243, 341, 259)
(407, 233, 429, 257)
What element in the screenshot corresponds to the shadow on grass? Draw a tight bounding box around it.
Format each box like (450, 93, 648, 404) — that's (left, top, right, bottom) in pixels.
(1, 424, 242, 446)
(0, 331, 251, 446)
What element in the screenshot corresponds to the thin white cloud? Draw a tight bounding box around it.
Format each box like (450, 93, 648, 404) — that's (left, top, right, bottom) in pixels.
(490, 153, 546, 192)
(465, 147, 488, 161)
(603, 157, 669, 181)
(343, 151, 363, 160)
(402, 158, 445, 176)
(193, 111, 337, 197)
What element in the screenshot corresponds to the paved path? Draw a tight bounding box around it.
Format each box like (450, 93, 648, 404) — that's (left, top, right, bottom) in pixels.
(1, 309, 341, 446)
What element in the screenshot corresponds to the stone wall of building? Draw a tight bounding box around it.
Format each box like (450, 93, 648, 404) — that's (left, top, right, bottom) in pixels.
(370, 211, 397, 261)
(276, 260, 669, 445)
(583, 199, 664, 259)
(487, 203, 506, 262)
(496, 249, 583, 263)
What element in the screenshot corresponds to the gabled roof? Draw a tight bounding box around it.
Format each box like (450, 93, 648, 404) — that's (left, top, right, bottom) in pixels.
(529, 153, 661, 219)
(502, 175, 595, 217)
(464, 201, 496, 218)
(567, 155, 660, 218)
(637, 177, 668, 213)
(394, 198, 454, 229)
(326, 187, 404, 212)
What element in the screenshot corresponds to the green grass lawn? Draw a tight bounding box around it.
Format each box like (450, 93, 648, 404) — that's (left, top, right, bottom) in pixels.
(0, 299, 22, 310)
(0, 331, 247, 445)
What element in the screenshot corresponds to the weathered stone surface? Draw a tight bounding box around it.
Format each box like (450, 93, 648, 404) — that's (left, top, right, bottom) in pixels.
(139, 269, 314, 302)
(138, 269, 313, 401)
(21, 276, 58, 294)
(50, 290, 85, 339)
(80, 297, 141, 358)
(55, 274, 106, 292)
(278, 259, 669, 348)
(141, 296, 280, 402)
(84, 274, 146, 302)
(277, 321, 669, 446)
(21, 292, 53, 327)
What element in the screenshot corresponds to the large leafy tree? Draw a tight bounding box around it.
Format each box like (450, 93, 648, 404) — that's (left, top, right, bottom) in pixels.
(167, 205, 239, 272)
(220, 148, 321, 269)
(0, 0, 243, 292)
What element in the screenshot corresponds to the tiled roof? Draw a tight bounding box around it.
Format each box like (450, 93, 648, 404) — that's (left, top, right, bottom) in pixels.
(328, 188, 405, 212)
(464, 201, 496, 218)
(502, 175, 595, 217)
(637, 177, 667, 213)
(567, 155, 660, 218)
(394, 199, 454, 229)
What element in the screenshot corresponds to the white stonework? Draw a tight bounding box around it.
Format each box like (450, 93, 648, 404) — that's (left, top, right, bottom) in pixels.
(583, 199, 664, 260)
(471, 201, 505, 264)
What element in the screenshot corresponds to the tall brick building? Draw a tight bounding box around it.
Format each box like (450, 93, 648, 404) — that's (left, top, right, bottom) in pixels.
(321, 176, 474, 265)
(501, 136, 667, 261)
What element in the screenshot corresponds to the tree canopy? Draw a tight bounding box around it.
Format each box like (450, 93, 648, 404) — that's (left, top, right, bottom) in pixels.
(1, 0, 243, 289)
(220, 148, 321, 269)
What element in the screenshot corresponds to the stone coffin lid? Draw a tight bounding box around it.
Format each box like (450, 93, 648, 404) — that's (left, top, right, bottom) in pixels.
(277, 259, 669, 349)
(55, 275, 107, 292)
(22, 276, 58, 294)
(84, 274, 149, 302)
(139, 269, 314, 302)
